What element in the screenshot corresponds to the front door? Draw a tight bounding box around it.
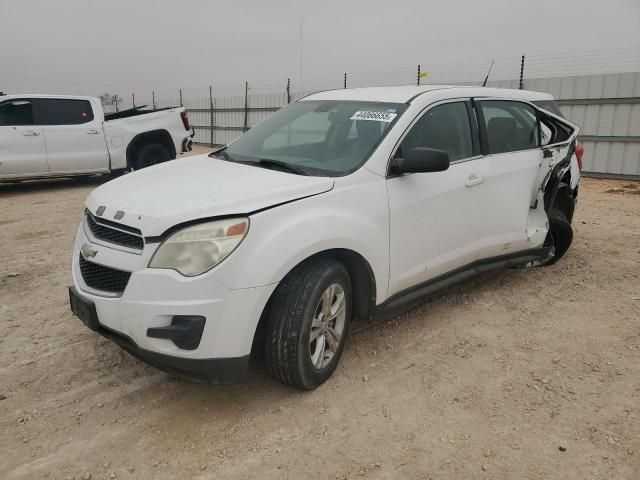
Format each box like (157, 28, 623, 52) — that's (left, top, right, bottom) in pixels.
(0, 98, 48, 177)
(387, 100, 487, 296)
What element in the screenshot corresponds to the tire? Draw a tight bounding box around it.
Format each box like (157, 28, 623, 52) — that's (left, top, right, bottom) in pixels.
(133, 143, 171, 170)
(265, 258, 352, 390)
(541, 208, 573, 266)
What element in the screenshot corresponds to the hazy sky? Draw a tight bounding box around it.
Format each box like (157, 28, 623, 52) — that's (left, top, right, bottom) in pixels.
(1, 0, 639, 99)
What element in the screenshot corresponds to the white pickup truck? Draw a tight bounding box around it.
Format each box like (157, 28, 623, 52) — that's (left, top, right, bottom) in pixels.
(0, 94, 194, 182)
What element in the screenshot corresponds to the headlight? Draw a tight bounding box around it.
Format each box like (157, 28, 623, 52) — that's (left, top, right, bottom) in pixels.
(149, 218, 249, 276)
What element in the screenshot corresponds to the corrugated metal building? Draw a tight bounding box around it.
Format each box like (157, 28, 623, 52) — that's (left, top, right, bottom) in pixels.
(490, 72, 640, 177)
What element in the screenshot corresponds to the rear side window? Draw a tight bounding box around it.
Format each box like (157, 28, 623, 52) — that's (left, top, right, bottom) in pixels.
(397, 102, 473, 162)
(532, 100, 564, 118)
(479, 100, 539, 154)
(0, 100, 34, 126)
(39, 99, 94, 125)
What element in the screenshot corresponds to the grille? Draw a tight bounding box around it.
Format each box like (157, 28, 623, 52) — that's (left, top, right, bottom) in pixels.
(79, 255, 132, 295)
(85, 213, 143, 250)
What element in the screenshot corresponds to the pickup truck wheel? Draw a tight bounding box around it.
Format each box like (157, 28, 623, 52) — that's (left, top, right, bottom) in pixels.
(133, 143, 171, 170)
(265, 259, 352, 390)
(541, 208, 573, 266)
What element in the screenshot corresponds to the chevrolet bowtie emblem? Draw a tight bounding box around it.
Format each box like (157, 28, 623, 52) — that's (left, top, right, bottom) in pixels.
(80, 243, 98, 259)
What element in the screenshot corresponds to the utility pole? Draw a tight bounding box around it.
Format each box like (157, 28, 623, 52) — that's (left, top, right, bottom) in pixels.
(179, 89, 183, 107)
(344, 72, 347, 89)
(131, 92, 135, 108)
(519, 54, 525, 90)
(286, 78, 291, 104)
(417, 64, 421, 86)
(152, 91, 156, 109)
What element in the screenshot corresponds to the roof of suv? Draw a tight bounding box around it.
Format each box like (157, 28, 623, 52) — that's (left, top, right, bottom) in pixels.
(302, 85, 554, 104)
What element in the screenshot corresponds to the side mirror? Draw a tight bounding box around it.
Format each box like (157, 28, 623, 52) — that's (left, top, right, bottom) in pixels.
(393, 147, 450, 174)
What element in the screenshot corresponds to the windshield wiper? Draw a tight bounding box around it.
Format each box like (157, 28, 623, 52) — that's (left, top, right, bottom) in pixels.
(210, 151, 308, 175)
(255, 159, 309, 176)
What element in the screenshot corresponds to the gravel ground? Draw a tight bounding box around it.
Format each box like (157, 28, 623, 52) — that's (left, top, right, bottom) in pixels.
(1, 149, 639, 479)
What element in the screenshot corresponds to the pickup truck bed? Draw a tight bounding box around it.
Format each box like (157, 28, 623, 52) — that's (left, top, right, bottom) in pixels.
(104, 105, 173, 121)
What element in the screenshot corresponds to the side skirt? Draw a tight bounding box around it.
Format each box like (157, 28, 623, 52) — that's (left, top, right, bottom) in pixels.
(378, 247, 551, 313)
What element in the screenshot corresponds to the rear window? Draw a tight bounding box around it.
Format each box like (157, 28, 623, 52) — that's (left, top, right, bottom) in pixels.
(39, 99, 94, 125)
(532, 100, 564, 118)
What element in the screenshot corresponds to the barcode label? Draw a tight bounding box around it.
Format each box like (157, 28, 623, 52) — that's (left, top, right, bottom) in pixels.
(350, 111, 398, 122)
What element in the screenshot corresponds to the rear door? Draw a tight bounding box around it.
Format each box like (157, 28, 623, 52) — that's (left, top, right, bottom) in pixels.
(386, 99, 488, 296)
(0, 98, 48, 177)
(474, 99, 543, 258)
(39, 98, 109, 173)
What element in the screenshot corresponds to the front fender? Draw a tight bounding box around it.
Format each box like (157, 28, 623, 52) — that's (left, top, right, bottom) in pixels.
(211, 180, 390, 303)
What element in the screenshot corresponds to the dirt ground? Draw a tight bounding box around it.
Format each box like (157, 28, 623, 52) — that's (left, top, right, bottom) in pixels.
(1, 148, 639, 479)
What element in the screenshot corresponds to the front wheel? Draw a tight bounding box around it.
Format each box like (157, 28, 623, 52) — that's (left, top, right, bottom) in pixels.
(265, 259, 352, 390)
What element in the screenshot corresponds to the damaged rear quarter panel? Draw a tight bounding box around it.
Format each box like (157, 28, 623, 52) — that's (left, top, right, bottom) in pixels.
(527, 112, 580, 247)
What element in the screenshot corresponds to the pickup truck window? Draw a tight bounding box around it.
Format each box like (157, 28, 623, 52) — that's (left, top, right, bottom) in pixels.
(39, 99, 94, 125)
(0, 100, 34, 126)
(220, 100, 407, 176)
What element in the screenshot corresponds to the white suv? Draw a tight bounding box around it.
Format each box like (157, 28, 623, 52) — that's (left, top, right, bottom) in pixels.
(69, 85, 580, 390)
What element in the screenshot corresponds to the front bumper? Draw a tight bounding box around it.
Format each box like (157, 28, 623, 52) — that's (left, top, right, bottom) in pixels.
(70, 220, 277, 383)
(70, 285, 248, 383)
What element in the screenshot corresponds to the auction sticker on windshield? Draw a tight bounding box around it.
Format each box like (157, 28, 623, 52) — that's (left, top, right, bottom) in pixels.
(350, 111, 398, 122)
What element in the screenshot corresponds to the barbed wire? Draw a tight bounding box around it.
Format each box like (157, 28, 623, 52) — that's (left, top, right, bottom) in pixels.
(5, 46, 640, 103)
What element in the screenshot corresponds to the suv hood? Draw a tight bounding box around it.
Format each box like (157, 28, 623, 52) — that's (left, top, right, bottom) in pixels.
(85, 154, 334, 237)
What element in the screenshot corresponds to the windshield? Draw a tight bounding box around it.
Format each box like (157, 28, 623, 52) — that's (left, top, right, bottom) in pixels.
(211, 100, 407, 176)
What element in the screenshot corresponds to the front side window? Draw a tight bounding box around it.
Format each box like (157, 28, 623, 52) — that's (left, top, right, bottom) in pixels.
(395, 101, 473, 162)
(217, 100, 407, 176)
(479, 100, 539, 154)
(39, 99, 94, 125)
(0, 100, 34, 126)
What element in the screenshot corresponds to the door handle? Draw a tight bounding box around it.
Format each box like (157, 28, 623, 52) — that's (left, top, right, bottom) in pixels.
(86, 129, 100, 134)
(22, 131, 40, 136)
(465, 174, 484, 187)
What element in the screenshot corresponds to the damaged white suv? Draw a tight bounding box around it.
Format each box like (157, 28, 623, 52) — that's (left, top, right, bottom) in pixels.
(69, 85, 580, 390)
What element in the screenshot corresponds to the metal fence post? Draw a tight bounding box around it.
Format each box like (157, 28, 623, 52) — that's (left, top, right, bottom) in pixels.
(243, 81, 248, 132)
(417, 64, 421, 86)
(286, 78, 291, 104)
(519, 55, 525, 90)
(344, 72, 347, 89)
(152, 91, 156, 109)
(209, 85, 214, 146)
